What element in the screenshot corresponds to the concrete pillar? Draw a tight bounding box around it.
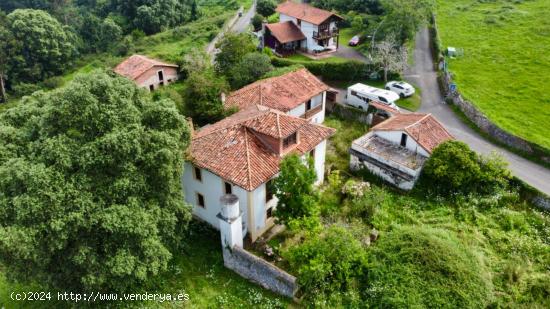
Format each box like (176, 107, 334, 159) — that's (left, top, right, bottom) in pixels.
(217, 194, 243, 250)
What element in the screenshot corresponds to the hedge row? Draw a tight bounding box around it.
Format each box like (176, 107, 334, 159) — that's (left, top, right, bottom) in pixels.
(271, 57, 371, 81)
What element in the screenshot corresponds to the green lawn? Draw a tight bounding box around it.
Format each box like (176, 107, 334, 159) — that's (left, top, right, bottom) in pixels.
(435, 0, 550, 149)
(284, 53, 349, 63)
(0, 222, 289, 309)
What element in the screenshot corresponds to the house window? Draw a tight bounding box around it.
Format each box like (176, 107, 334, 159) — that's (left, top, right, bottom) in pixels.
(159, 81, 164, 86)
(149, 85, 154, 91)
(158, 70, 164, 81)
(306, 99, 312, 111)
(297, 19, 301, 27)
(283, 133, 297, 148)
(224, 182, 232, 195)
(193, 166, 202, 182)
(309, 148, 315, 161)
(197, 193, 205, 208)
(265, 179, 274, 203)
(266, 207, 273, 219)
(400, 133, 408, 147)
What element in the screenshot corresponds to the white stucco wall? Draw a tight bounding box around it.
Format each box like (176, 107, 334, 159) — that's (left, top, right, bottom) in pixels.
(182, 162, 248, 235)
(279, 14, 337, 52)
(313, 139, 327, 184)
(286, 92, 326, 123)
(289, 104, 306, 117)
(374, 131, 430, 157)
(135, 66, 178, 91)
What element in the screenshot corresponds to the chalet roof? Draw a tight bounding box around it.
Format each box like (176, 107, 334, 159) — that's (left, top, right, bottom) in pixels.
(265, 21, 306, 43)
(224, 68, 329, 112)
(114, 55, 178, 81)
(190, 106, 335, 191)
(371, 113, 454, 153)
(276, 1, 343, 25)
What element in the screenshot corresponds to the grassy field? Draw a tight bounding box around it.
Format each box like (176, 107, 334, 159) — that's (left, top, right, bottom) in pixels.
(435, 0, 550, 149)
(284, 53, 349, 63)
(0, 222, 288, 309)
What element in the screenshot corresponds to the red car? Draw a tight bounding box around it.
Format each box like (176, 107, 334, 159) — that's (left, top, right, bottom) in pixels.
(348, 35, 360, 46)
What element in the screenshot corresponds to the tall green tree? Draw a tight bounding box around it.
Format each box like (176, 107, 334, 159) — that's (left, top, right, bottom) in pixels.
(0, 11, 14, 102)
(381, 0, 433, 42)
(4, 9, 77, 83)
(228, 52, 273, 89)
(257, 0, 276, 17)
(0, 71, 191, 292)
(273, 154, 318, 225)
(214, 32, 256, 76)
(183, 68, 230, 126)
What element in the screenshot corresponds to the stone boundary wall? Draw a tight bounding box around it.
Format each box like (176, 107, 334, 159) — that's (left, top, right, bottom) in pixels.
(223, 246, 297, 298)
(326, 101, 371, 124)
(430, 15, 550, 164)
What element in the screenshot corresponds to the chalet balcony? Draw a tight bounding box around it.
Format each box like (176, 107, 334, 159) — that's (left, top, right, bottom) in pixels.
(303, 104, 323, 119)
(312, 29, 339, 40)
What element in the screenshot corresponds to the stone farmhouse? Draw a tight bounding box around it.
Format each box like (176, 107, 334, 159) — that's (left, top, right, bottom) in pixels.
(114, 55, 178, 91)
(350, 113, 453, 190)
(182, 105, 335, 241)
(263, 1, 342, 55)
(224, 68, 329, 124)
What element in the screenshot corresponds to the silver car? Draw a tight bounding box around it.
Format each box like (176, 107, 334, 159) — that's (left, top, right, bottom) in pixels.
(385, 81, 415, 98)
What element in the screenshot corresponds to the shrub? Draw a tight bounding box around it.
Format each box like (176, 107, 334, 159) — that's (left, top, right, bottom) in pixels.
(228, 52, 273, 89)
(420, 140, 511, 196)
(271, 57, 370, 80)
(273, 154, 318, 226)
(365, 225, 493, 308)
(283, 225, 368, 300)
(257, 0, 277, 17)
(251, 14, 264, 32)
(41, 76, 64, 89)
(12, 83, 43, 97)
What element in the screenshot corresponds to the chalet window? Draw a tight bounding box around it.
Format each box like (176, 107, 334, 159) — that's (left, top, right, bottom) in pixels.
(158, 70, 164, 81)
(193, 166, 202, 182)
(224, 182, 232, 195)
(149, 85, 154, 91)
(266, 179, 274, 203)
(283, 133, 297, 148)
(400, 133, 408, 147)
(159, 81, 164, 86)
(306, 99, 312, 111)
(266, 207, 273, 219)
(197, 193, 205, 208)
(309, 148, 315, 161)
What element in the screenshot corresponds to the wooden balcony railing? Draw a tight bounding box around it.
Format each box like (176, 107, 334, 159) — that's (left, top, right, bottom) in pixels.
(312, 28, 339, 40)
(303, 104, 323, 119)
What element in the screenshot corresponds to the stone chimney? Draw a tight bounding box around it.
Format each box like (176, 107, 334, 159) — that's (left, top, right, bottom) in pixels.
(217, 194, 243, 250)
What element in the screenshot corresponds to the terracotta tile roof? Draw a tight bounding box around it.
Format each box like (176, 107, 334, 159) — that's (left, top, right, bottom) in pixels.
(224, 68, 329, 112)
(114, 55, 178, 80)
(265, 21, 306, 43)
(190, 106, 335, 191)
(371, 113, 454, 154)
(369, 101, 401, 114)
(276, 1, 342, 25)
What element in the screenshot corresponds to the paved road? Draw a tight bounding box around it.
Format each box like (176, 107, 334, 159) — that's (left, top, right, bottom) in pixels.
(405, 27, 550, 194)
(206, 1, 256, 58)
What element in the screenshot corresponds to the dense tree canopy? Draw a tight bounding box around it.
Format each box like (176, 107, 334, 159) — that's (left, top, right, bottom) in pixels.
(381, 0, 433, 42)
(2, 9, 77, 83)
(0, 71, 191, 292)
(273, 154, 318, 225)
(228, 52, 273, 89)
(311, 0, 384, 14)
(215, 32, 257, 77)
(257, 0, 276, 17)
(183, 68, 230, 126)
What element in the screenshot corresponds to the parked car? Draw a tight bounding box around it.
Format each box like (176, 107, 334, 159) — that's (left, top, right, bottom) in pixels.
(348, 35, 361, 46)
(346, 83, 400, 110)
(385, 81, 415, 98)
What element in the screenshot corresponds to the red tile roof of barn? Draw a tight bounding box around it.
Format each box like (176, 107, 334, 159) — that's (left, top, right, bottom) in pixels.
(276, 1, 342, 25)
(114, 55, 178, 80)
(190, 106, 335, 190)
(371, 113, 454, 153)
(265, 21, 306, 43)
(224, 68, 329, 112)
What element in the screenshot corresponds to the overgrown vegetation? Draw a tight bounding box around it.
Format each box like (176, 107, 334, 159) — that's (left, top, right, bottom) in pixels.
(435, 0, 550, 149)
(267, 115, 550, 308)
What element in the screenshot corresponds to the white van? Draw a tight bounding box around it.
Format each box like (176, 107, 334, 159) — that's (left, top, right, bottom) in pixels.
(346, 83, 400, 110)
